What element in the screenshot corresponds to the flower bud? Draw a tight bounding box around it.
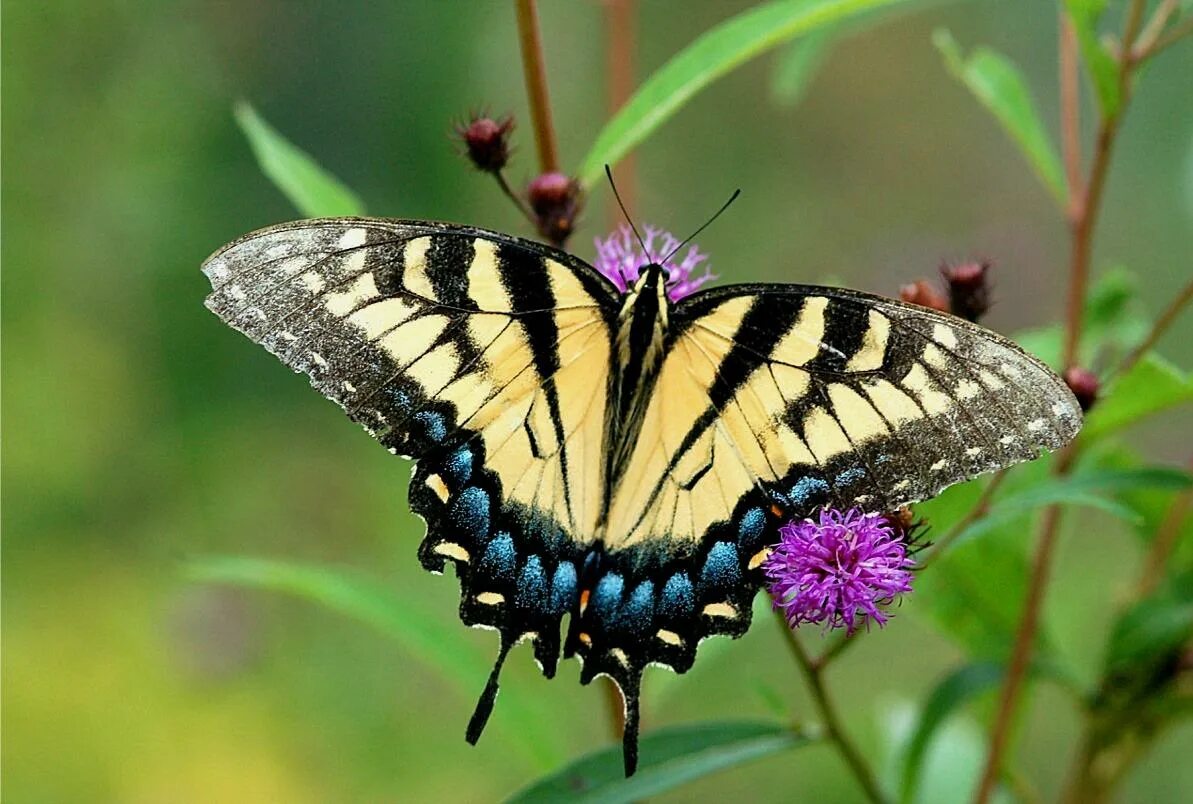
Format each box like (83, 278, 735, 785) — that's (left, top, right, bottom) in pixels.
(899, 279, 950, 313)
(1063, 365, 1099, 412)
(527, 172, 582, 244)
(941, 260, 992, 322)
(456, 114, 513, 172)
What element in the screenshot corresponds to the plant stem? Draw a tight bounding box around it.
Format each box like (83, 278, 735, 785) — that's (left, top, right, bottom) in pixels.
(1131, 0, 1181, 60)
(923, 470, 1008, 566)
(973, 451, 1074, 804)
(976, 5, 1151, 799)
(777, 611, 889, 804)
(1061, 0, 1144, 370)
(514, 0, 560, 174)
(1139, 15, 1193, 60)
(1111, 276, 1193, 382)
(1137, 453, 1193, 597)
(493, 170, 536, 222)
(1059, 17, 1084, 206)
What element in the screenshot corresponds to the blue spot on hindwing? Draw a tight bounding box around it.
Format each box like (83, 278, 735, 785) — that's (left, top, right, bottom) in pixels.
(700, 542, 741, 589)
(549, 561, 577, 615)
(592, 573, 624, 621)
(414, 410, 447, 443)
(478, 532, 516, 583)
(737, 507, 766, 552)
(835, 467, 866, 487)
(515, 556, 548, 610)
(442, 447, 473, 486)
(622, 581, 654, 635)
(449, 487, 490, 539)
(791, 476, 830, 506)
(384, 388, 411, 411)
(659, 573, 694, 618)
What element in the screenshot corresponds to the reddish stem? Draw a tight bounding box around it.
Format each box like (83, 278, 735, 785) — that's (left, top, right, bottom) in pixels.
(514, 0, 560, 174)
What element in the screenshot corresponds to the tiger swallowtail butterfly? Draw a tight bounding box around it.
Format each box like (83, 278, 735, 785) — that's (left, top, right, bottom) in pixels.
(202, 217, 1081, 775)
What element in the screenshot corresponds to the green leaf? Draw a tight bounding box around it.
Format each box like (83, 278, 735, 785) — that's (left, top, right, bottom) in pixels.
(945, 466, 1191, 551)
(917, 465, 1190, 658)
(1105, 574, 1193, 674)
(1062, 0, 1121, 115)
(770, 27, 838, 107)
(1082, 267, 1150, 357)
(579, 0, 916, 186)
(506, 721, 816, 804)
(1082, 353, 1193, 441)
(187, 556, 562, 768)
(933, 29, 1067, 208)
(769, 0, 967, 108)
(234, 101, 366, 217)
(899, 662, 1004, 803)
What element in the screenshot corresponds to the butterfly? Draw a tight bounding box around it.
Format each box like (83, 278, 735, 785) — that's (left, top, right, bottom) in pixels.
(202, 217, 1081, 775)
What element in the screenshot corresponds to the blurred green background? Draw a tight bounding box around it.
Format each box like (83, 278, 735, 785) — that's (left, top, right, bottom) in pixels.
(4, 1, 1191, 801)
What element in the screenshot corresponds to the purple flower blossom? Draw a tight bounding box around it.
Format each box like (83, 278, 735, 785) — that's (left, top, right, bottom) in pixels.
(764, 508, 915, 635)
(593, 224, 716, 301)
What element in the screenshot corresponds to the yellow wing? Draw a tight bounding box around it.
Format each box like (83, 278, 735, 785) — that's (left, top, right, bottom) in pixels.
(604, 286, 1082, 555)
(567, 285, 1081, 720)
(202, 219, 620, 692)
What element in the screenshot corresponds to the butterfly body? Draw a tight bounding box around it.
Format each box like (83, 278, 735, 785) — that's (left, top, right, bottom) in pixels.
(608, 263, 670, 490)
(203, 217, 1081, 775)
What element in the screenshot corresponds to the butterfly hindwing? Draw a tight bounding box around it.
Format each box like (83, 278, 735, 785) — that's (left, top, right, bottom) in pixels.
(203, 218, 621, 733)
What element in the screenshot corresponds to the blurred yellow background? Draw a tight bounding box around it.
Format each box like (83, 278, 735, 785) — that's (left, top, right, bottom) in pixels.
(4, 1, 1191, 801)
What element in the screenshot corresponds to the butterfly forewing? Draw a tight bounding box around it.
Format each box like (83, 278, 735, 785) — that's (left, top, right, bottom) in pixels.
(569, 284, 1082, 710)
(603, 284, 1082, 552)
(203, 219, 620, 682)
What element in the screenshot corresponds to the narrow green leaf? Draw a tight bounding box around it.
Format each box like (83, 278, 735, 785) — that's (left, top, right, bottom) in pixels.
(234, 101, 366, 217)
(1082, 353, 1193, 441)
(506, 721, 816, 804)
(579, 0, 915, 186)
(899, 662, 1003, 803)
(1062, 0, 1121, 115)
(1105, 574, 1193, 673)
(186, 556, 562, 768)
(946, 465, 1191, 550)
(769, 0, 966, 108)
(770, 27, 838, 107)
(933, 29, 1067, 207)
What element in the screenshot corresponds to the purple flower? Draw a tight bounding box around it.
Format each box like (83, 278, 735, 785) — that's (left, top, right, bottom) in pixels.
(764, 508, 915, 635)
(593, 224, 716, 301)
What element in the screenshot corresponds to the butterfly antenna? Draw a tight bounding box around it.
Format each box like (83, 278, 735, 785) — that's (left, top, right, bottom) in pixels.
(662, 188, 741, 265)
(605, 164, 650, 257)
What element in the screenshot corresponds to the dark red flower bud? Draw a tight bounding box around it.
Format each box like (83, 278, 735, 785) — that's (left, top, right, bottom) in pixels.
(527, 172, 582, 245)
(1063, 365, 1099, 412)
(456, 114, 513, 172)
(899, 279, 950, 313)
(941, 260, 992, 322)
